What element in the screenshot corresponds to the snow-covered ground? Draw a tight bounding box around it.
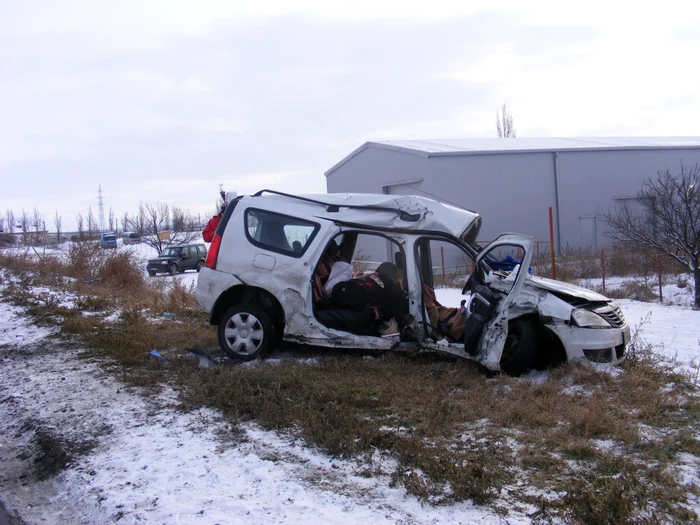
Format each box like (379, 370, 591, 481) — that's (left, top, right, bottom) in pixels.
(0, 275, 516, 524)
(1, 248, 699, 524)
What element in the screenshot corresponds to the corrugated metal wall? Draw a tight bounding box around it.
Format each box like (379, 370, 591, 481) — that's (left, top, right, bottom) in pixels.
(327, 145, 700, 260)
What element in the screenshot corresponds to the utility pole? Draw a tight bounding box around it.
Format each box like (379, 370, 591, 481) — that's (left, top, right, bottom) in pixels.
(98, 184, 106, 232)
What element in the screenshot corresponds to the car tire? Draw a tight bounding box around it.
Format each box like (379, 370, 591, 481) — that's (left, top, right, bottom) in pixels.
(218, 304, 273, 361)
(148, 270, 157, 277)
(499, 318, 539, 377)
(196, 261, 204, 272)
(168, 263, 178, 276)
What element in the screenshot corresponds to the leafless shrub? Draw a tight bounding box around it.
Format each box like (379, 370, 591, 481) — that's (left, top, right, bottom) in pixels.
(603, 162, 700, 307)
(125, 202, 201, 254)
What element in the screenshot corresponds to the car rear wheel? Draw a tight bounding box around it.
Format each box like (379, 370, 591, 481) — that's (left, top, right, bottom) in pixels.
(218, 304, 273, 361)
(499, 318, 539, 376)
(168, 263, 178, 276)
(196, 261, 204, 272)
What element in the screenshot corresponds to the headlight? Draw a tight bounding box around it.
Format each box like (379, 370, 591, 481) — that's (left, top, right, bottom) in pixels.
(161, 260, 168, 265)
(571, 308, 611, 328)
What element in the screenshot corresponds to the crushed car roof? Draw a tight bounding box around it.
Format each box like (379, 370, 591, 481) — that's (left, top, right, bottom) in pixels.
(245, 191, 481, 239)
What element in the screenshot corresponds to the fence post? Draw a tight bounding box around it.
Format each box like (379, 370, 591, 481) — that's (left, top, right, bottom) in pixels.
(549, 207, 556, 280)
(601, 248, 606, 294)
(441, 246, 446, 278)
(657, 250, 663, 303)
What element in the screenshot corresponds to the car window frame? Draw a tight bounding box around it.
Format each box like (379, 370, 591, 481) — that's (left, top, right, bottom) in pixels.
(244, 207, 320, 258)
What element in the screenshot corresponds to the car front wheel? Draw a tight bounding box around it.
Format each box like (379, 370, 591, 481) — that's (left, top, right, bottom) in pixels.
(499, 318, 539, 376)
(168, 263, 178, 276)
(218, 304, 273, 361)
(148, 270, 157, 277)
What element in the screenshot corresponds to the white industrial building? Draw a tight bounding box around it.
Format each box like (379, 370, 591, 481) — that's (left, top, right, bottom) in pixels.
(325, 137, 700, 255)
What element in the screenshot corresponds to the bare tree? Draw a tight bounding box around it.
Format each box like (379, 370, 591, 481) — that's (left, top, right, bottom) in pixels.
(124, 206, 146, 237)
(496, 102, 516, 138)
(32, 207, 43, 231)
(6, 210, 15, 233)
(603, 162, 700, 308)
(18, 209, 30, 233)
(126, 202, 200, 254)
(171, 206, 200, 233)
(54, 211, 62, 242)
(108, 207, 115, 232)
(76, 213, 85, 240)
(0, 215, 5, 232)
(87, 205, 97, 236)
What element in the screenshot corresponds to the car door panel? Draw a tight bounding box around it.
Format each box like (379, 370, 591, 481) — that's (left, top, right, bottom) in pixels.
(471, 234, 534, 370)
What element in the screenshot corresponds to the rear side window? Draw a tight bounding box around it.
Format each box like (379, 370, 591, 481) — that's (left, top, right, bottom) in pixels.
(245, 208, 319, 257)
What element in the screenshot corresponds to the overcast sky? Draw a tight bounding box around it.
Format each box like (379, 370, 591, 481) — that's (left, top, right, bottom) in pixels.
(2, 0, 699, 231)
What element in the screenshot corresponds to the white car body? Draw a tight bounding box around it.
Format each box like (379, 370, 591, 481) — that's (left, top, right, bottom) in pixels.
(196, 191, 629, 373)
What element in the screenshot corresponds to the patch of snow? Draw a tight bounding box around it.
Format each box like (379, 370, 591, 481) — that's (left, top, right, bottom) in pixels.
(561, 385, 594, 397)
(103, 312, 122, 323)
(0, 301, 58, 347)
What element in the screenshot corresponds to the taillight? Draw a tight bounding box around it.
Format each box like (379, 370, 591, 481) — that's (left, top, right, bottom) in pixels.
(205, 234, 221, 269)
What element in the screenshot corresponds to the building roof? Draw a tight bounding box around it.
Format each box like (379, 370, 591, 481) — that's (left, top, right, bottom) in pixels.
(325, 137, 700, 176)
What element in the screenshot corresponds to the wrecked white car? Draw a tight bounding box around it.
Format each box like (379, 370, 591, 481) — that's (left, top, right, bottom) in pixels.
(196, 191, 629, 375)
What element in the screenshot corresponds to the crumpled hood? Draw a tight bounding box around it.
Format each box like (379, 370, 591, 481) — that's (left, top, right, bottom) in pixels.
(527, 276, 610, 302)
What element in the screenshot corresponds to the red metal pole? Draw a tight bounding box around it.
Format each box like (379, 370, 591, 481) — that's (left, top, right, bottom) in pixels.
(601, 248, 606, 294)
(441, 246, 445, 278)
(549, 207, 556, 280)
(657, 250, 663, 303)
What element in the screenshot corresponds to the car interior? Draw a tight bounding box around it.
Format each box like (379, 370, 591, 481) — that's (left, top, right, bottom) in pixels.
(312, 232, 409, 337)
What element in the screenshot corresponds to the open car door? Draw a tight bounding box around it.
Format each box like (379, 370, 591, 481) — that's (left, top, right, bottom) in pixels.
(464, 233, 534, 374)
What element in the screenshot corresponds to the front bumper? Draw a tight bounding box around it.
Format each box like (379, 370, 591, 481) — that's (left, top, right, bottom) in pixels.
(547, 323, 630, 365)
(147, 262, 172, 273)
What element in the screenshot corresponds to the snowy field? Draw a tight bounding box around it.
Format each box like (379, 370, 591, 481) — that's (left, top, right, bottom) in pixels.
(1, 242, 699, 524)
(0, 292, 515, 524)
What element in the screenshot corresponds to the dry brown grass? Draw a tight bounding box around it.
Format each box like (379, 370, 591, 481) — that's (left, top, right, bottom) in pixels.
(533, 244, 689, 287)
(603, 279, 658, 302)
(2, 247, 700, 522)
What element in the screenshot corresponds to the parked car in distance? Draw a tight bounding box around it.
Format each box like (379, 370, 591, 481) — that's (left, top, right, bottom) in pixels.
(196, 190, 629, 375)
(100, 232, 118, 249)
(147, 243, 207, 276)
(122, 232, 141, 245)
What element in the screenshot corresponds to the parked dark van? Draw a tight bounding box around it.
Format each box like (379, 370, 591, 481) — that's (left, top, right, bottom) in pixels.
(147, 243, 207, 276)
